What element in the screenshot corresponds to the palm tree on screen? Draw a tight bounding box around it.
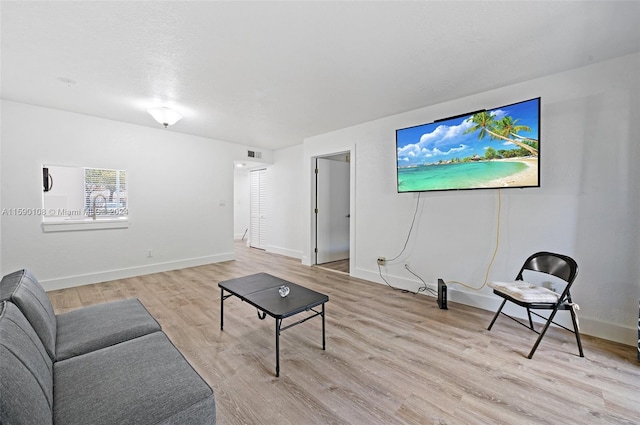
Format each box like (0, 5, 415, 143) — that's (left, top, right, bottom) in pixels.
(494, 116, 538, 155)
(465, 112, 539, 156)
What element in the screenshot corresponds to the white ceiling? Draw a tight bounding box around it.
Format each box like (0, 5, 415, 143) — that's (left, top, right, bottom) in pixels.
(2, 1, 639, 151)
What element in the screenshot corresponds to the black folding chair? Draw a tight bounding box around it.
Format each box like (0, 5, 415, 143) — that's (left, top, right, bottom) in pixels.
(487, 251, 584, 358)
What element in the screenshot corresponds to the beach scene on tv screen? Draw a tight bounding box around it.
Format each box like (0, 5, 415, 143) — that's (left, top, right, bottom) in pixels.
(396, 98, 539, 192)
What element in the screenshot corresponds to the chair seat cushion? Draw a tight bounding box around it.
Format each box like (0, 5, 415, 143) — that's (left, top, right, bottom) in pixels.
(488, 280, 560, 303)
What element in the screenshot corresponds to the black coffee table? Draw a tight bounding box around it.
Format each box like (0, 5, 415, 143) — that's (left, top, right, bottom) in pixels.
(218, 273, 329, 377)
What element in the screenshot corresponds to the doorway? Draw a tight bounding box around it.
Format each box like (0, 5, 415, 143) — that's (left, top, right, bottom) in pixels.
(314, 153, 351, 271)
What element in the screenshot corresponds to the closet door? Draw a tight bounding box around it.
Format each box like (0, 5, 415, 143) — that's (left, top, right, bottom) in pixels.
(249, 169, 267, 249)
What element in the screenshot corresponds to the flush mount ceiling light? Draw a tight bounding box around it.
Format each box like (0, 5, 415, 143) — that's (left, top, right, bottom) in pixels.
(147, 107, 183, 128)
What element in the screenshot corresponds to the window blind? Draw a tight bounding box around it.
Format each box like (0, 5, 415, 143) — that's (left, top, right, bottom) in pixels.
(84, 168, 127, 217)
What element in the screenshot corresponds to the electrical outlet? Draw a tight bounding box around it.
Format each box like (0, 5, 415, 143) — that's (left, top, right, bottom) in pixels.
(147, 249, 153, 258)
(377, 256, 385, 266)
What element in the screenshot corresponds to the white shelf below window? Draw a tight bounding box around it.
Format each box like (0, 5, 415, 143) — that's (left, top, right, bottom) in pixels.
(42, 217, 129, 232)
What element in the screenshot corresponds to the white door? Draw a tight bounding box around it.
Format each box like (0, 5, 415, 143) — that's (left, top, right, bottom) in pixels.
(316, 157, 350, 264)
(250, 169, 267, 249)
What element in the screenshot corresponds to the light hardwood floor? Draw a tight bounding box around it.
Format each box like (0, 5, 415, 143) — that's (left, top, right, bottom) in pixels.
(49, 242, 639, 425)
(317, 258, 350, 274)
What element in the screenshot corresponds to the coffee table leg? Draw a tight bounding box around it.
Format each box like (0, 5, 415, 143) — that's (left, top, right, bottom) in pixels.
(322, 303, 326, 350)
(275, 318, 282, 377)
(220, 288, 224, 331)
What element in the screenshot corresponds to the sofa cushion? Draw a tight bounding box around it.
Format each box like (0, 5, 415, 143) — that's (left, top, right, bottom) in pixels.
(0, 301, 54, 425)
(55, 298, 162, 361)
(0, 269, 57, 359)
(54, 331, 216, 425)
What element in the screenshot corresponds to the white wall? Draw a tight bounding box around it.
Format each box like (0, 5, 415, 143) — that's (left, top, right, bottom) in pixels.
(2, 54, 637, 346)
(233, 168, 250, 240)
(232, 145, 303, 256)
(265, 144, 304, 258)
(0, 101, 3, 274)
(298, 53, 640, 345)
(0, 101, 260, 290)
(42, 165, 85, 214)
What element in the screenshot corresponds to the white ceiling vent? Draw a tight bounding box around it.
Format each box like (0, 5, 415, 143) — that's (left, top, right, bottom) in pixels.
(247, 150, 262, 159)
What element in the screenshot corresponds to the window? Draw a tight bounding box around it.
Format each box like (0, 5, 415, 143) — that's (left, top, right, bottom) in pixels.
(41, 165, 128, 232)
(84, 168, 128, 217)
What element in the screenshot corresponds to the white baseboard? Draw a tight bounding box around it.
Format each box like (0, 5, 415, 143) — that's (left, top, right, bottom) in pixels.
(266, 245, 303, 259)
(577, 316, 637, 347)
(41, 252, 235, 291)
(352, 266, 431, 294)
(41, 252, 635, 347)
(353, 266, 636, 347)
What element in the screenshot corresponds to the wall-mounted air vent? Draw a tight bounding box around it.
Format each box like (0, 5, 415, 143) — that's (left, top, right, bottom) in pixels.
(247, 150, 262, 159)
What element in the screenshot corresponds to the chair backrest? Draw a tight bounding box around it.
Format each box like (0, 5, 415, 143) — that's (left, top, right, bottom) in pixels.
(516, 252, 579, 304)
(517, 252, 578, 284)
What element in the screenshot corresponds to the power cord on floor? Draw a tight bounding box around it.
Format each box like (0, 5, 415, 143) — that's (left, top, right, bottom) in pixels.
(404, 263, 437, 296)
(377, 262, 435, 296)
(377, 193, 434, 295)
(378, 188, 501, 295)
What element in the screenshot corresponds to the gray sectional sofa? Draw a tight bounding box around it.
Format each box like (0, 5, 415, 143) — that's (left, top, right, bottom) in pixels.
(0, 269, 216, 425)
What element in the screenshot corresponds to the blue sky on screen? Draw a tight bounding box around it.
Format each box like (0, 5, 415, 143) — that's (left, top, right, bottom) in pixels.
(396, 98, 539, 166)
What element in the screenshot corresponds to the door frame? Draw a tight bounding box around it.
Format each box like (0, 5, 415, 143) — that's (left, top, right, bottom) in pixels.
(314, 155, 350, 265)
(308, 148, 355, 274)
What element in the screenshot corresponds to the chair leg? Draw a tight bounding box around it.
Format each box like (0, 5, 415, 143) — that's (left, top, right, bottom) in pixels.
(526, 307, 534, 330)
(569, 307, 585, 357)
(488, 299, 507, 330)
(527, 307, 561, 359)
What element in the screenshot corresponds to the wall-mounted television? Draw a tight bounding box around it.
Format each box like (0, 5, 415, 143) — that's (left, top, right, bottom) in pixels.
(396, 97, 540, 193)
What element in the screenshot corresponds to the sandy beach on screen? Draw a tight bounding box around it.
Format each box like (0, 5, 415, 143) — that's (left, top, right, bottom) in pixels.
(483, 157, 539, 187)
